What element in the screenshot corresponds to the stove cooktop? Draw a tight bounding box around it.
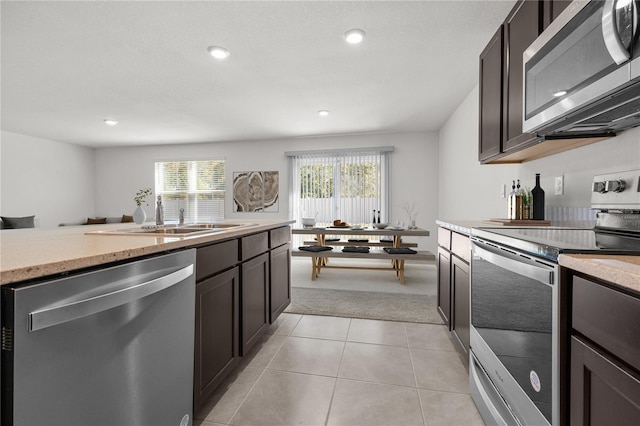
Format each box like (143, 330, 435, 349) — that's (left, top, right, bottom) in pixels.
(472, 227, 640, 262)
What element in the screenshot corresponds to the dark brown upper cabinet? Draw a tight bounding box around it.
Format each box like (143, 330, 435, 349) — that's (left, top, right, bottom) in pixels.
(479, 0, 541, 163)
(542, 0, 572, 30)
(478, 0, 602, 164)
(502, 0, 541, 153)
(478, 26, 504, 162)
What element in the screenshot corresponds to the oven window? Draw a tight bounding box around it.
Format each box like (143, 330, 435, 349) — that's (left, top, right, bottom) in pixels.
(472, 256, 553, 423)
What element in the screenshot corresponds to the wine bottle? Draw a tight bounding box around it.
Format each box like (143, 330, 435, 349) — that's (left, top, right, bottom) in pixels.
(532, 173, 545, 220)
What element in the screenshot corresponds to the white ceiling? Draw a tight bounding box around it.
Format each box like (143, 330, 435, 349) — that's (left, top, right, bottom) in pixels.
(1, 0, 515, 148)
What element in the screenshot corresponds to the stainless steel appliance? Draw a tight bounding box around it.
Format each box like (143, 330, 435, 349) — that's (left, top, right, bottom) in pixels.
(1, 249, 196, 426)
(469, 169, 640, 425)
(523, 0, 640, 137)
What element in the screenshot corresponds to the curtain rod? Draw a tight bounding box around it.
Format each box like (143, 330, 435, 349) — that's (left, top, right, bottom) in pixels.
(284, 146, 394, 157)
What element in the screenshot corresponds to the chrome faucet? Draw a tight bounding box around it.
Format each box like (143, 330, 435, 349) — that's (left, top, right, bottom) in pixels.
(155, 195, 164, 225)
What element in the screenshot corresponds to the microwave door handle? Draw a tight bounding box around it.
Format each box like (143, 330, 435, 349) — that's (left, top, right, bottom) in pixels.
(603, 0, 631, 64)
(472, 242, 554, 285)
(28, 264, 194, 332)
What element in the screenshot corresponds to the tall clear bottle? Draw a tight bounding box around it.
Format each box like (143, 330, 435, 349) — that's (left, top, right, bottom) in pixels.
(532, 173, 545, 220)
(508, 180, 516, 219)
(515, 180, 524, 219)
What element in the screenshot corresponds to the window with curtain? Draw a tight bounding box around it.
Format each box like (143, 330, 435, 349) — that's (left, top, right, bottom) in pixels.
(154, 160, 225, 223)
(287, 147, 392, 226)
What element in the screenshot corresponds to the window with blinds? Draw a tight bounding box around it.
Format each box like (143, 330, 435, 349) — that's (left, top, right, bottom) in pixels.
(154, 160, 225, 223)
(287, 147, 391, 226)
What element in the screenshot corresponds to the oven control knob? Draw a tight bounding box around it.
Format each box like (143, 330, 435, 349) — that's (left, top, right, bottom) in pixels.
(605, 179, 625, 193)
(593, 181, 607, 193)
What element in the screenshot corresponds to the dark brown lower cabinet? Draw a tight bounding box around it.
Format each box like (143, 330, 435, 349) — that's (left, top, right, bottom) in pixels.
(451, 255, 470, 361)
(269, 243, 291, 323)
(570, 337, 640, 425)
(437, 247, 451, 326)
(194, 266, 240, 410)
(241, 252, 270, 355)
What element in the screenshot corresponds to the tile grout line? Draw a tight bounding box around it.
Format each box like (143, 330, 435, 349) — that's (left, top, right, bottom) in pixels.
(225, 321, 291, 425)
(324, 317, 352, 426)
(405, 323, 428, 426)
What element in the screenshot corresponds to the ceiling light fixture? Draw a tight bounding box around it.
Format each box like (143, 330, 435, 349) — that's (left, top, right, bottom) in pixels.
(207, 46, 230, 60)
(343, 29, 366, 44)
(318, 110, 329, 117)
(104, 119, 119, 126)
(553, 90, 567, 97)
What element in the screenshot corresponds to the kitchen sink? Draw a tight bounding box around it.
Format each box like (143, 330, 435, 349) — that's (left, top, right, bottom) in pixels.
(87, 223, 257, 237)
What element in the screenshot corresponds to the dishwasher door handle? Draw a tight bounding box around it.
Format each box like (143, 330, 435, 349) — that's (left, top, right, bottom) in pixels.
(29, 264, 193, 332)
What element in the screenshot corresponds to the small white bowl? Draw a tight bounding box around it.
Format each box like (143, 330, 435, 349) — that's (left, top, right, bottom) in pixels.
(373, 223, 388, 229)
(301, 217, 316, 227)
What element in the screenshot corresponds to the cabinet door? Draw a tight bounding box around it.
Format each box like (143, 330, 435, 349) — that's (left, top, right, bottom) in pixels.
(270, 243, 291, 323)
(452, 255, 470, 361)
(479, 26, 504, 162)
(241, 252, 270, 355)
(194, 267, 240, 410)
(543, 0, 572, 29)
(437, 247, 451, 327)
(503, 0, 541, 152)
(570, 337, 640, 426)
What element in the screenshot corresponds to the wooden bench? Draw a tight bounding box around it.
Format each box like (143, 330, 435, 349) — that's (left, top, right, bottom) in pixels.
(292, 248, 435, 284)
(302, 240, 418, 248)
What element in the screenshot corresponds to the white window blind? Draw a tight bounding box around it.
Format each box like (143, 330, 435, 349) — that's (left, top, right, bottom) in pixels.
(154, 160, 225, 223)
(287, 147, 391, 226)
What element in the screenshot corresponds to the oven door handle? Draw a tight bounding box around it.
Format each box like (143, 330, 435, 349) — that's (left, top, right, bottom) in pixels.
(472, 241, 554, 285)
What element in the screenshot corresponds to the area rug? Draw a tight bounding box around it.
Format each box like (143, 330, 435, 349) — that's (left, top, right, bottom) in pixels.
(284, 287, 444, 324)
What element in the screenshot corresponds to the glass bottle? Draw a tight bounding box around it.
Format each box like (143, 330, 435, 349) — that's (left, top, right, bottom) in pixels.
(532, 173, 545, 220)
(377, 210, 381, 223)
(508, 180, 516, 219)
(515, 180, 524, 219)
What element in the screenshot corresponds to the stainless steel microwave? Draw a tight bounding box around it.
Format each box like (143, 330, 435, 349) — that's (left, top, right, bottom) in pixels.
(523, 0, 640, 137)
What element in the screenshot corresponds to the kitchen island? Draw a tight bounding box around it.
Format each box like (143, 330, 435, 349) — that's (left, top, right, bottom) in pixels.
(0, 219, 294, 423)
(0, 220, 293, 285)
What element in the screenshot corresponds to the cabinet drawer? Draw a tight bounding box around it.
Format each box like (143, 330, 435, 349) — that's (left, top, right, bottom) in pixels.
(269, 226, 291, 249)
(196, 239, 238, 281)
(451, 232, 471, 263)
(438, 227, 451, 250)
(572, 276, 640, 371)
(241, 232, 269, 261)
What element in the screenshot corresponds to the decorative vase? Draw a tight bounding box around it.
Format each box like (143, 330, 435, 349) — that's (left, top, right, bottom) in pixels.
(133, 206, 146, 224)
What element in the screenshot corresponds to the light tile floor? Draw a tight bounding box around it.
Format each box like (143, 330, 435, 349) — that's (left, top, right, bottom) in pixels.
(194, 314, 484, 426)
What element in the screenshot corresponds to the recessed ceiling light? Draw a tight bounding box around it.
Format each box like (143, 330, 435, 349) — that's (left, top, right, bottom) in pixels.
(553, 90, 567, 97)
(207, 46, 230, 59)
(318, 110, 329, 117)
(344, 29, 366, 44)
(104, 119, 119, 126)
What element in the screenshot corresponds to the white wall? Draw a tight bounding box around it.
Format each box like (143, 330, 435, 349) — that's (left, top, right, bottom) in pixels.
(438, 86, 640, 221)
(0, 131, 96, 228)
(438, 86, 519, 220)
(94, 131, 440, 253)
(0, 131, 95, 228)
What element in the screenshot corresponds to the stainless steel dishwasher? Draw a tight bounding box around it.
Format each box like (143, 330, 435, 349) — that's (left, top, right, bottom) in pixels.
(1, 249, 196, 426)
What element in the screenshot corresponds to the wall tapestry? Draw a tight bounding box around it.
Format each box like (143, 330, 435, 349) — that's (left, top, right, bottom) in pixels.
(233, 171, 279, 212)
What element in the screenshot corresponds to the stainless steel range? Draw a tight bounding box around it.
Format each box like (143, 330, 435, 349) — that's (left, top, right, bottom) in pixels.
(469, 169, 640, 426)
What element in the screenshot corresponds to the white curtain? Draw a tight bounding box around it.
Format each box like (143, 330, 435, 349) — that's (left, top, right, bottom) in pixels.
(287, 147, 392, 227)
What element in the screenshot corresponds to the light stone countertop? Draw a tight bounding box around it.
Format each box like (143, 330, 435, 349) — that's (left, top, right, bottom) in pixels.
(0, 220, 294, 285)
(559, 254, 640, 293)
